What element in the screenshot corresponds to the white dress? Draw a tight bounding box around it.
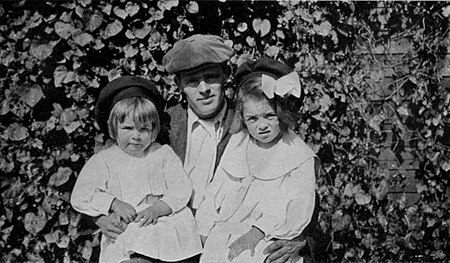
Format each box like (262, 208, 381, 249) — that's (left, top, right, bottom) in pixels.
(71, 143, 202, 263)
(196, 130, 317, 263)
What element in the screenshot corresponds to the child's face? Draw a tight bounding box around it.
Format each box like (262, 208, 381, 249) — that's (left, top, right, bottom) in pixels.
(116, 115, 153, 157)
(243, 98, 281, 146)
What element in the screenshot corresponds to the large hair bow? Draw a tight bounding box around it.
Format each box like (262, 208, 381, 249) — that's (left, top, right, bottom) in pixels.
(260, 71, 302, 99)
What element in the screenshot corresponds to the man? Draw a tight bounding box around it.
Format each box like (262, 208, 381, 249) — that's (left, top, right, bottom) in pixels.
(94, 34, 328, 263)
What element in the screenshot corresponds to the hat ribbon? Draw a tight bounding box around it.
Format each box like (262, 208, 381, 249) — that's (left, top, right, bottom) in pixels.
(261, 71, 301, 99)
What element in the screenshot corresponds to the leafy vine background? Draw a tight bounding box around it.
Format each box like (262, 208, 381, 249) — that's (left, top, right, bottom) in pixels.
(0, 0, 449, 262)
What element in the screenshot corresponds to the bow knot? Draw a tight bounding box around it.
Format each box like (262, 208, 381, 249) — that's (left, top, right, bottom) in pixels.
(260, 71, 302, 99)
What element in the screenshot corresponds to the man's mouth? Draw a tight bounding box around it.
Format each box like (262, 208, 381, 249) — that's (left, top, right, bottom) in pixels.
(199, 95, 214, 101)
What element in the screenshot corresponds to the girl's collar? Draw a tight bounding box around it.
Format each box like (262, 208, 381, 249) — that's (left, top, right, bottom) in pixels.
(219, 130, 316, 180)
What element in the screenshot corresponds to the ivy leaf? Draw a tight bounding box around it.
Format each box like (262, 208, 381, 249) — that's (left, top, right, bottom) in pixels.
(1, 180, 23, 202)
(319, 94, 332, 113)
(296, 8, 313, 23)
(125, 2, 140, 17)
(237, 22, 248, 32)
(20, 84, 44, 108)
(54, 65, 77, 87)
(73, 32, 94, 47)
(113, 6, 128, 19)
(369, 114, 385, 134)
(102, 20, 123, 39)
(23, 207, 47, 235)
(60, 109, 80, 134)
(355, 192, 371, 205)
(442, 5, 450, 17)
(56, 234, 70, 248)
(246, 36, 255, 47)
(264, 45, 280, 57)
(82, 240, 94, 260)
(253, 18, 271, 37)
(30, 42, 55, 61)
(49, 167, 72, 187)
(276, 29, 285, 39)
(44, 231, 59, 244)
(54, 21, 74, 39)
(86, 11, 103, 32)
(6, 123, 29, 141)
(158, 0, 179, 11)
(133, 24, 152, 39)
(148, 8, 164, 22)
(440, 161, 450, 171)
(124, 45, 138, 58)
(314, 21, 332, 36)
(59, 212, 69, 225)
(78, 0, 91, 7)
(397, 104, 409, 116)
(186, 1, 199, 14)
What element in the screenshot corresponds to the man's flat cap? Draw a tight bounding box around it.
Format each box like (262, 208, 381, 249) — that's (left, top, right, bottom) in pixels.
(95, 76, 164, 136)
(162, 34, 234, 74)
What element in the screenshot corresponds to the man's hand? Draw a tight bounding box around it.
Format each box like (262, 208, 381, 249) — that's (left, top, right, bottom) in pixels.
(95, 213, 127, 242)
(110, 198, 136, 223)
(263, 239, 307, 263)
(228, 227, 265, 261)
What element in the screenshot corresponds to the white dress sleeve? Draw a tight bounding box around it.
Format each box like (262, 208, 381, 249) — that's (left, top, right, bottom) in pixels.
(195, 167, 229, 237)
(70, 154, 116, 217)
(253, 157, 317, 240)
(159, 145, 193, 213)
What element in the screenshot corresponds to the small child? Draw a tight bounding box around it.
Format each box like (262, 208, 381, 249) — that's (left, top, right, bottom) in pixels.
(71, 76, 202, 263)
(196, 58, 319, 263)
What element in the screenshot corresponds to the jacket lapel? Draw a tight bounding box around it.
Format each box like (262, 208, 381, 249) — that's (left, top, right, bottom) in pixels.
(167, 103, 188, 163)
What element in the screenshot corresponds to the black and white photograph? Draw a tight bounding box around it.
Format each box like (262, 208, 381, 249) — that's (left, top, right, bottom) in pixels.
(0, 1, 449, 262)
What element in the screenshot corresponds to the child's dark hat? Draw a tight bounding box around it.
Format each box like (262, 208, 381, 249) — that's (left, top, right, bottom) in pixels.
(94, 76, 164, 135)
(234, 57, 293, 87)
(162, 34, 234, 74)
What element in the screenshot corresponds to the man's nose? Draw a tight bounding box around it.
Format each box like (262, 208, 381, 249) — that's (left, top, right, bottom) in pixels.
(197, 80, 210, 94)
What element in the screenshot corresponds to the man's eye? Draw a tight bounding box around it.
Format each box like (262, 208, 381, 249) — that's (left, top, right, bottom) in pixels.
(205, 75, 220, 83)
(185, 79, 198, 85)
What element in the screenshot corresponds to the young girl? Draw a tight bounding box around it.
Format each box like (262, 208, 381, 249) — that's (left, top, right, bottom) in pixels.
(195, 58, 319, 263)
(71, 76, 202, 263)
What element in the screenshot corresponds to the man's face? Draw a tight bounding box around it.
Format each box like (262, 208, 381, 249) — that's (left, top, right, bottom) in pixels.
(177, 64, 227, 119)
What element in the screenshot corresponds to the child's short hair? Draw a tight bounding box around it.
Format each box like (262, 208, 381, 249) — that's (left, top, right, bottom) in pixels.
(230, 76, 296, 134)
(107, 97, 160, 143)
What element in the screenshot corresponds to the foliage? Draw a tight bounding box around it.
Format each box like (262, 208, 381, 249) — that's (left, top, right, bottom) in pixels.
(0, 0, 449, 262)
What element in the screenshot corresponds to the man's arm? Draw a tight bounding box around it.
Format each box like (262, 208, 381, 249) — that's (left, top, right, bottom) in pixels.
(81, 213, 127, 242)
(263, 192, 330, 263)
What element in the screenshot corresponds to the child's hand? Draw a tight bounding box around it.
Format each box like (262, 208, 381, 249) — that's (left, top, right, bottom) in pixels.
(228, 227, 265, 261)
(110, 198, 136, 224)
(134, 206, 159, 227)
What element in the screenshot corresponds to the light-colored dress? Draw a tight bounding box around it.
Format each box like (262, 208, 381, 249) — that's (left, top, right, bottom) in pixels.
(71, 143, 202, 263)
(196, 130, 317, 263)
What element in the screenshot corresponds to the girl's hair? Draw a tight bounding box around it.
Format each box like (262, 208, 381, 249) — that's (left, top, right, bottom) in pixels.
(230, 76, 296, 134)
(107, 97, 161, 142)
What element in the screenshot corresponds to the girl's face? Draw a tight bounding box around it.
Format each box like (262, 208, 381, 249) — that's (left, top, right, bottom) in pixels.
(117, 115, 153, 157)
(243, 98, 281, 147)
